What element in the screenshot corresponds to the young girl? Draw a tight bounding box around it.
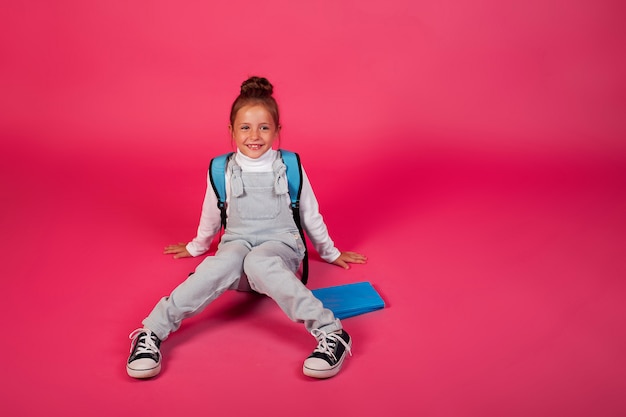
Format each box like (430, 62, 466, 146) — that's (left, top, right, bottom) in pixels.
(127, 76, 367, 379)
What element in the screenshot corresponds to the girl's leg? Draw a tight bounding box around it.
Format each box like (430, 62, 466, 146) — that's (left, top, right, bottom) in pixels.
(242, 240, 341, 333)
(142, 239, 251, 340)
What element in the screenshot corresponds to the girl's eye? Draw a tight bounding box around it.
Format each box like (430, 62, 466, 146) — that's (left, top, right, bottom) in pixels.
(240, 125, 250, 131)
(260, 126, 270, 131)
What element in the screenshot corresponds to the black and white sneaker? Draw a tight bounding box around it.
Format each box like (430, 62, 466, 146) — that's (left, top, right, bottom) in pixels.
(303, 329, 352, 378)
(127, 328, 162, 379)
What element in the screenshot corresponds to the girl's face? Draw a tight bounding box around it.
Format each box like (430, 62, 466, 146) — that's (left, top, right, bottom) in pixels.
(229, 104, 279, 159)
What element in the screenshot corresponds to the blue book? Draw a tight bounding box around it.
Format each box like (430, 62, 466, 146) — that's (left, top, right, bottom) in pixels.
(312, 282, 385, 319)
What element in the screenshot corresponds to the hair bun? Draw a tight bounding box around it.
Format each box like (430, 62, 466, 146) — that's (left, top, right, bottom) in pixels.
(240, 76, 273, 98)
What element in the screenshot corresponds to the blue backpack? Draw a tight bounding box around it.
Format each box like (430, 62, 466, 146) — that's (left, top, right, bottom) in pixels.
(208, 149, 309, 284)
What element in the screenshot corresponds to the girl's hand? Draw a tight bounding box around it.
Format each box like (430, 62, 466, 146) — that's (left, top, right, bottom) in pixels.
(164, 242, 192, 259)
(331, 251, 367, 270)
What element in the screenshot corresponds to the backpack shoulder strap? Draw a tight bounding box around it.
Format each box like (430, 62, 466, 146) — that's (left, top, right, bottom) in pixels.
(209, 152, 233, 228)
(279, 149, 303, 208)
(279, 149, 309, 284)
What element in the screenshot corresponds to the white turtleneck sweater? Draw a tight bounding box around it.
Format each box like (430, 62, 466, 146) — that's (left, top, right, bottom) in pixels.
(186, 149, 341, 263)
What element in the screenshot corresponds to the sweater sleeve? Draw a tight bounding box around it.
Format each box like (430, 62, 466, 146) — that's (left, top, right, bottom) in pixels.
(185, 168, 223, 257)
(299, 166, 341, 263)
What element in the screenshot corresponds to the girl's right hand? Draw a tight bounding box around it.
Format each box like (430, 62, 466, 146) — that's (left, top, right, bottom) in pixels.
(164, 242, 192, 259)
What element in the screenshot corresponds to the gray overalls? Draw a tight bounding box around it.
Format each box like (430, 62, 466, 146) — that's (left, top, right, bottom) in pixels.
(143, 156, 342, 341)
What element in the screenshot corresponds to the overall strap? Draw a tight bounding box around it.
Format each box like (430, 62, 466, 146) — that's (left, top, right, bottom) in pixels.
(209, 152, 233, 229)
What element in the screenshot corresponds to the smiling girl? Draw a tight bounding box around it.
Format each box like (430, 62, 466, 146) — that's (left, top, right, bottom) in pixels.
(126, 76, 366, 380)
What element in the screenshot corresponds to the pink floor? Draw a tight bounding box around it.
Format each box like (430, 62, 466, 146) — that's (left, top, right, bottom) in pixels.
(2, 137, 625, 416)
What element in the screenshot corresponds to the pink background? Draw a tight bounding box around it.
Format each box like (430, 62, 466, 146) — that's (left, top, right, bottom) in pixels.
(1, 1, 625, 416)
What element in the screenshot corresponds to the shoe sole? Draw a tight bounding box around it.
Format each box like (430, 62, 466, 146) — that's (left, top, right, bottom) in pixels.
(127, 363, 161, 379)
(302, 340, 352, 379)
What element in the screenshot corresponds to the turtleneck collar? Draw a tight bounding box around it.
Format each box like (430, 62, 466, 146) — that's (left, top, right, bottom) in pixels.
(235, 148, 277, 171)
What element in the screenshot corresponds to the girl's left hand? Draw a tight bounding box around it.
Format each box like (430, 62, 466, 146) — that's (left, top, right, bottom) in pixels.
(331, 251, 368, 270)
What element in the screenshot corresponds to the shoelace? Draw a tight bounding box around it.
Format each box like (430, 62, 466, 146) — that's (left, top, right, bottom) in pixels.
(128, 328, 159, 355)
(310, 329, 352, 361)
